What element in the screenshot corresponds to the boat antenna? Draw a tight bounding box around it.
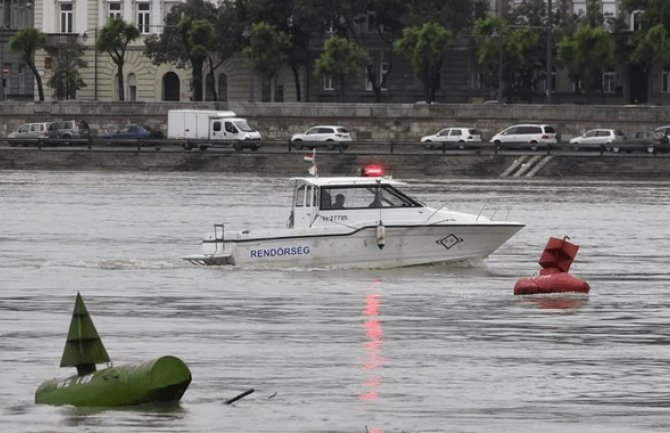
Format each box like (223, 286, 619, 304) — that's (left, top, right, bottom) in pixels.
(304, 148, 317, 177)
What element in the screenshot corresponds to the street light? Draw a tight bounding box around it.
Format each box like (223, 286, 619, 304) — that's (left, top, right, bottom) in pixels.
(82, 29, 98, 100)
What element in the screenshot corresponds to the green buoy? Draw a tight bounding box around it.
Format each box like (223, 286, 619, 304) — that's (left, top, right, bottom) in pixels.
(35, 293, 192, 407)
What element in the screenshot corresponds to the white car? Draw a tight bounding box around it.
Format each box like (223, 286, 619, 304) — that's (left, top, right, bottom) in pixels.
(290, 125, 352, 150)
(490, 124, 558, 150)
(568, 129, 626, 152)
(421, 127, 482, 149)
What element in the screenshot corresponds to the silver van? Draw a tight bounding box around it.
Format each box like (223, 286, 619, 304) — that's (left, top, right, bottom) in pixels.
(490, 124, 558, 150)
(7, 122, 57, 146)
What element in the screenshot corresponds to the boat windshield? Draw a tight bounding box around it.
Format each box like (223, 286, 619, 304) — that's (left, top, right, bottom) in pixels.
(320, 185, 422, 210)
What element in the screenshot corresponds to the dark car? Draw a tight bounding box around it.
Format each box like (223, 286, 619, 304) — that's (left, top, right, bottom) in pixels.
(650, 126, 670, 154)
(103, 124, 163, 143)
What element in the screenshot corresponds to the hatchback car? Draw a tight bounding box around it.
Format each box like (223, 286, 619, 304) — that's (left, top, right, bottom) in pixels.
(568, 129, 626, 152)
(490, 124, 558, 150)
(421, 127, 482, 150)
(290, 125, 352, 150)
(7, 122, 57, 146)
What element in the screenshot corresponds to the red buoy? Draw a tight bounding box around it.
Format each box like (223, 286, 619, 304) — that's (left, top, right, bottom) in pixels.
(514, 236, 590, 295)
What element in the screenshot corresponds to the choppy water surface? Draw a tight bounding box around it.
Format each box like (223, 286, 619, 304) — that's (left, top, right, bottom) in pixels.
(1, 170, 670, 433)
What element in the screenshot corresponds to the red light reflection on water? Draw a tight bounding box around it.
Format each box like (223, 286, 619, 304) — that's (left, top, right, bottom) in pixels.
(359, 291, 384, 401)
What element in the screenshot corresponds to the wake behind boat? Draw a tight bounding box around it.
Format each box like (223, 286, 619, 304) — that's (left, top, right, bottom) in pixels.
(183, 165, 524, 269)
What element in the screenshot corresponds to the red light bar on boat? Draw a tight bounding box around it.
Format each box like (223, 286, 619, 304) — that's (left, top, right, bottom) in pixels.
(361, 163, 386, 177)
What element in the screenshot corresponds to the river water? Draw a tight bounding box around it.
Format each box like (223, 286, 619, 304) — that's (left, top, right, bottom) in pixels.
(1, 170, 670, 433)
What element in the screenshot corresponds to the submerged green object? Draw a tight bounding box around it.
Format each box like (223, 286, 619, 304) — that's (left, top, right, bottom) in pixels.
(35, 292, 191, 407)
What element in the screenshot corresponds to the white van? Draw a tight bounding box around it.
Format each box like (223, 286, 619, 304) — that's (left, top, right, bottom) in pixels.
(167, 109, 262, 151)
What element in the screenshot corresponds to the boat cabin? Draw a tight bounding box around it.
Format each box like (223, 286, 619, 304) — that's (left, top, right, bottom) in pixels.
(288, 177, 422, 228)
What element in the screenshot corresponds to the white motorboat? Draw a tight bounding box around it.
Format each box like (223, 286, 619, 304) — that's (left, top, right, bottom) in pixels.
(183, 170, 524, 269)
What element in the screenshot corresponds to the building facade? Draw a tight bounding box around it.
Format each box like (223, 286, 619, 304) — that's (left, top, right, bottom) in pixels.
(23, 0, 668, 105)
(0, 0, 36, 101)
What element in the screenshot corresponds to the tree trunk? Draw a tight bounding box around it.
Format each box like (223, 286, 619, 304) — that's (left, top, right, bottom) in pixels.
(191, 58, 205, 101)
(117, 60, 125, 101)
(28, 62, 45, 101)
(290, 64, 302, 102)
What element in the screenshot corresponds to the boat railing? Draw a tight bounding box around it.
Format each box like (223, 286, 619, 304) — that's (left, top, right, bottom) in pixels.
(476, 197, 514, 221)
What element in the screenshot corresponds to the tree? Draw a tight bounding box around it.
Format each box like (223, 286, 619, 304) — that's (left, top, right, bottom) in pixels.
(243, 22, 291, 101)
(314, 35, 367, 101)
(144, 0, 218, 101)
(557, 25, 615, 100)
(9, 28, 47, 101)
(473, 16, 541, 102)
(96, 18, 140, 101)
(394, 22, 452, 104)
(48, 42, 87, 100)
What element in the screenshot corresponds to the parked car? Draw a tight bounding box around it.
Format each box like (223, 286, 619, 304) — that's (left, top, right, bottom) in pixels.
(568, 129, 626, 152)
(7, 122, 58, 146)
(650, 126, 670, 153)
(615, 130, 665, 154)
(490, 124, 558, 150)
(290, 125, 352, 150)
(102, 124, 163, 143)
(51, 119, 92, 142)
(421, 127, 483, 150)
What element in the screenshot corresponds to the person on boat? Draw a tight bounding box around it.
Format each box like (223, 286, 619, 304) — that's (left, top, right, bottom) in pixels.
(333, 194, 345, 209)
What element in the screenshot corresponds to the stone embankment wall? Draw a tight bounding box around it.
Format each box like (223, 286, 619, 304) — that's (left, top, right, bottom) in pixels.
(2, 102, 670, 179)
(2, 101, 670, 142)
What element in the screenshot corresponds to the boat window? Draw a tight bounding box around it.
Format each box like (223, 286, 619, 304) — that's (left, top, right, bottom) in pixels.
(320, 185, 421, 209)
(295, 184, 306, 207)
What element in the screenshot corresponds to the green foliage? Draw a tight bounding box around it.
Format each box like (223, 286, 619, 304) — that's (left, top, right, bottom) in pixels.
(243, 22, 291, 81)
(96, 18, 140, 101)
(96, 18, 140, 63)
(314, 35, 367, 99)
(47, 43, 87, 100)
(9, 27, 47, 101)
(143, 0, 219, 100)
(557, 25, 615, 94)
(394, 22, 452, 103)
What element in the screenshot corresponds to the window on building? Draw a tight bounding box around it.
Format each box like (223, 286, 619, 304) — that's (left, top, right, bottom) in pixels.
(366, 12, 383, 33)
(572, 78, 583, 93)
(662, 70, 670, 93)
(602, 72, 615, 93)
(18, 64, 26, 94)
(365, 63, 389, 91)
(323, 76, 334, 91)
(631, 10, 644, 31)
(127, 73, 137, 101)
(218, 73, 228, 101)
(60, 2, 73, 33)
(137, 2, 150, 33)
(602, 1, 616, 18)
(108, 1, 121, 20)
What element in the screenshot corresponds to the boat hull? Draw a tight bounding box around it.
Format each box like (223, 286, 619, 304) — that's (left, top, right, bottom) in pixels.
(35, 356, 192, 407)
(185, 223, 523, 269)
